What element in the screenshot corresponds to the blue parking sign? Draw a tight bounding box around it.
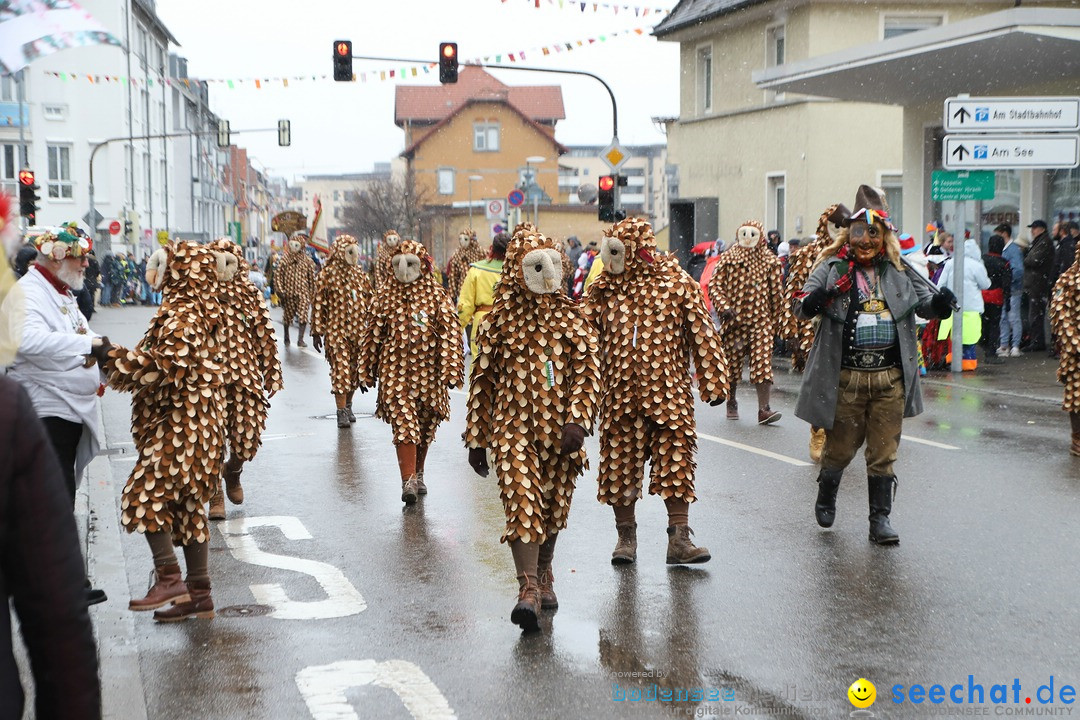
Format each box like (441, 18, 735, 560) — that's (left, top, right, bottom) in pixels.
(975, 107, 990, 122)
(974, 145, 988, 159)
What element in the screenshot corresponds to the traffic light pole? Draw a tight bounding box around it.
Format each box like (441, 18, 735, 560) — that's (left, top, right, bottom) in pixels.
(88, 128, 279, 254)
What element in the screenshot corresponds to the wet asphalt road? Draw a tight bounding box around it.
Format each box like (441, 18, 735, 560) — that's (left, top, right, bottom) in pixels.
(88, 304, 1080, 720)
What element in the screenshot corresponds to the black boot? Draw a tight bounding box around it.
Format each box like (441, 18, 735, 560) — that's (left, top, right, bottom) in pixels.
(868, 475, 900, 545)
(814, 468, 842, 528)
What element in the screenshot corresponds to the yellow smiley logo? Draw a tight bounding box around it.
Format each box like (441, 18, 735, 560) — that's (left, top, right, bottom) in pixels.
(848, 678, 876, 709)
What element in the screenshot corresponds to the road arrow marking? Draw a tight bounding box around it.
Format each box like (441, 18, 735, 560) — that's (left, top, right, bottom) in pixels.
(218, 516, 366, 620)
(296, 660, 456, 720)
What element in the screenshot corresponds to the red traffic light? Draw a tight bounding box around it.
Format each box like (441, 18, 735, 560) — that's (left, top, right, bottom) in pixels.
(598, 175, 615, 192)
(336, 42, 350, 57)
(442, 43, 456, 59)
(19, 169, 35, 186)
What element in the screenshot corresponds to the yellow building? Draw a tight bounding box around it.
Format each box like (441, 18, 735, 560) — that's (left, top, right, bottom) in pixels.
(396, 67, 569, 263)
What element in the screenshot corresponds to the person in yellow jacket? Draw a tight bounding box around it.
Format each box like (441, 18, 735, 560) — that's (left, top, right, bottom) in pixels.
(585, 256, 604, 291)
(458, 232, 509, 356)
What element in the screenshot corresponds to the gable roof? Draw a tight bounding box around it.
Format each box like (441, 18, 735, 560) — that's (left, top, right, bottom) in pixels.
(400, 96, 568, 159)
(652, 0, 770, 37)
(395, 66, 565, 126)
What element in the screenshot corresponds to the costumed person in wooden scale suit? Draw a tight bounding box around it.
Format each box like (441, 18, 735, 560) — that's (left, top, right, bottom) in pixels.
(104, 240, 237, 621)
(446, 228, 484, 304)
(782, 205, 843, 461)
(584, 217, 730, 565)
(374, 229, 402, 289)
(276, 230, 317, 347)
(310, 234, 374, 428)
(1049, 248, 1080, 456)
(360, 239, 465, 504)
(707, 220, 785, 426)
(792, 185, 955, 545)
(202, 238, 283, 520)
(464, 228, 600, 632)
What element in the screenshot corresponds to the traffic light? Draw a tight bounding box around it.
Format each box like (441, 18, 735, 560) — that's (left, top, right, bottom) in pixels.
(333, 40, 353, 82)
(278, 119, 291, 147)
(217, 119, 230, 149)
(598, 174, 616, 223)
(439, 42, 458, 84)
(18, 169, 40, 226)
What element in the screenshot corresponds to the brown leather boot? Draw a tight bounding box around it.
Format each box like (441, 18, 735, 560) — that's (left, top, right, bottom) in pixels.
(726, 398, 738, 420)
(611, 522, 637, 565)
(537, 567, 558, 610)
(1072, 433, 1080, 457)
(666, 525, 711, 565)
(224, 458, 244, 505)
(401, 474, 419, 505)
(297, 323, 308, 348)
(128, 564, 190, 611)
(415, 471, 427, 495)
(153, 579, 215, 622)
(208, 489, 226, 520)
(510, 577, 542, 632)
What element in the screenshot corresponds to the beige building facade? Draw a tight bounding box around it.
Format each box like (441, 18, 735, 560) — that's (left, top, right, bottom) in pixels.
(654, 1, 1033, 261)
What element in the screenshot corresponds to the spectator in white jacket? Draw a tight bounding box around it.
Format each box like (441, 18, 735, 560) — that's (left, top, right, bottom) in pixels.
(3, 228, 112, 604)
(937, 237, 991, 371)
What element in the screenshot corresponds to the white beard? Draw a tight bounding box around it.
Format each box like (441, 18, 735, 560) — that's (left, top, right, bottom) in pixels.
(57, 264, 86, 291)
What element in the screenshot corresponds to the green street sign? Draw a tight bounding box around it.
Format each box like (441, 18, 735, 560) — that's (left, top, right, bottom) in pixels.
(931, 170, 996, 201)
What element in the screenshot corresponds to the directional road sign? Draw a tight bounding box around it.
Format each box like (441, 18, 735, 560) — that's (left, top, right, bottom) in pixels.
(943, 134, 1080, 170)
(944, 96, 1080, 133)
(930, 170, 995, 202)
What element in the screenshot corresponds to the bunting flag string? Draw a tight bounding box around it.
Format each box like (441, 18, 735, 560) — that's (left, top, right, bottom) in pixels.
(500, 0, 671, 15)
(41, 27, 651, 89)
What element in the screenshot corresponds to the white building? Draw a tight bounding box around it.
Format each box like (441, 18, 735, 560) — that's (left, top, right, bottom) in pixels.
(1, 0, 240, 257)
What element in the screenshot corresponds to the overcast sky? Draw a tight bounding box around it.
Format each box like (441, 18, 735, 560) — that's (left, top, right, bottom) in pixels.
(155, 0, 679, 182)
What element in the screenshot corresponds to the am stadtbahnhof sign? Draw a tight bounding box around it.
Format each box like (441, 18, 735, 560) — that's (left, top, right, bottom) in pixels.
(944, 96, 1080, 133)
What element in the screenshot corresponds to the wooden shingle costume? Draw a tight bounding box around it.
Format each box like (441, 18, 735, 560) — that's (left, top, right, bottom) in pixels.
(583, 217, 729, 566)
(204, 238, 283, 519)
(447, 228, 484, 303)
(276, 231, 317, 347)
(464, 229, 601, 631)
(105, 241, 232, 621)
(360, 239, 464, 504)
(1049, 252, 1080, 455)
(311, 233, 374, 428)
(374, 229, 402, 289)
(707, 220, 785, 425)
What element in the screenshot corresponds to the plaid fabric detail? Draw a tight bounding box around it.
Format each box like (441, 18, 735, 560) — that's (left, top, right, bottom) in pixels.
(854, 307, 898, 349)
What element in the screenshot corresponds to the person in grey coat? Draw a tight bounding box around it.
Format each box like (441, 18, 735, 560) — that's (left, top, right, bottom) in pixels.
(792, 186, 955, 545)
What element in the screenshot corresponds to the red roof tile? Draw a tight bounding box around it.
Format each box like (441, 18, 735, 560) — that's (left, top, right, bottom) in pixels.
(395, 66, 565, 126)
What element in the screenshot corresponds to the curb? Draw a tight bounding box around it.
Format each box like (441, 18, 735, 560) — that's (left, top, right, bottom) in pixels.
(87, 415, 149, 720)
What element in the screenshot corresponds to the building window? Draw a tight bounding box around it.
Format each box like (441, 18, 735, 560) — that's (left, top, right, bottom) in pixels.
(1, 143, 24, 195)
(473, 123, 500, 152)
(437, 167, 455, 195)
(0, 75, 15, 102)
(47, 144, 73, 199)
(880, 174, 904, 233)
(43, 104, 66, 121)
(883, 14, 944, 40)
(766, 25, 786, 102)
(767, 175, 785, 239)
(697, 45, 712, 114)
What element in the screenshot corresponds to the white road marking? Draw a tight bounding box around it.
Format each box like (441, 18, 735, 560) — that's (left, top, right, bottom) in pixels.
(218, 516, 366, 620)
(903, 434, 960, 450)
(697, 432, 813, 467)
(296, 660, 456, 720)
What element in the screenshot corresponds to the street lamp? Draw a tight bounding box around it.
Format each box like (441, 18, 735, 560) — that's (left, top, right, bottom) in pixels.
(467, 174, 483, 228)
(525, 156, 545, 226)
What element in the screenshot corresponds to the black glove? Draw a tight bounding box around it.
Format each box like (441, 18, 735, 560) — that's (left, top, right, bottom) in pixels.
(709, 397, 725, 407)
(357, 385, 369, 395)
(89, 336, 113, 366)
(931, 287, 957, 317)
(468, 447, 489, 477)
(799, 287, 831, 318)
(560, 423, 586, 455)
(311, 334, 323, 353)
